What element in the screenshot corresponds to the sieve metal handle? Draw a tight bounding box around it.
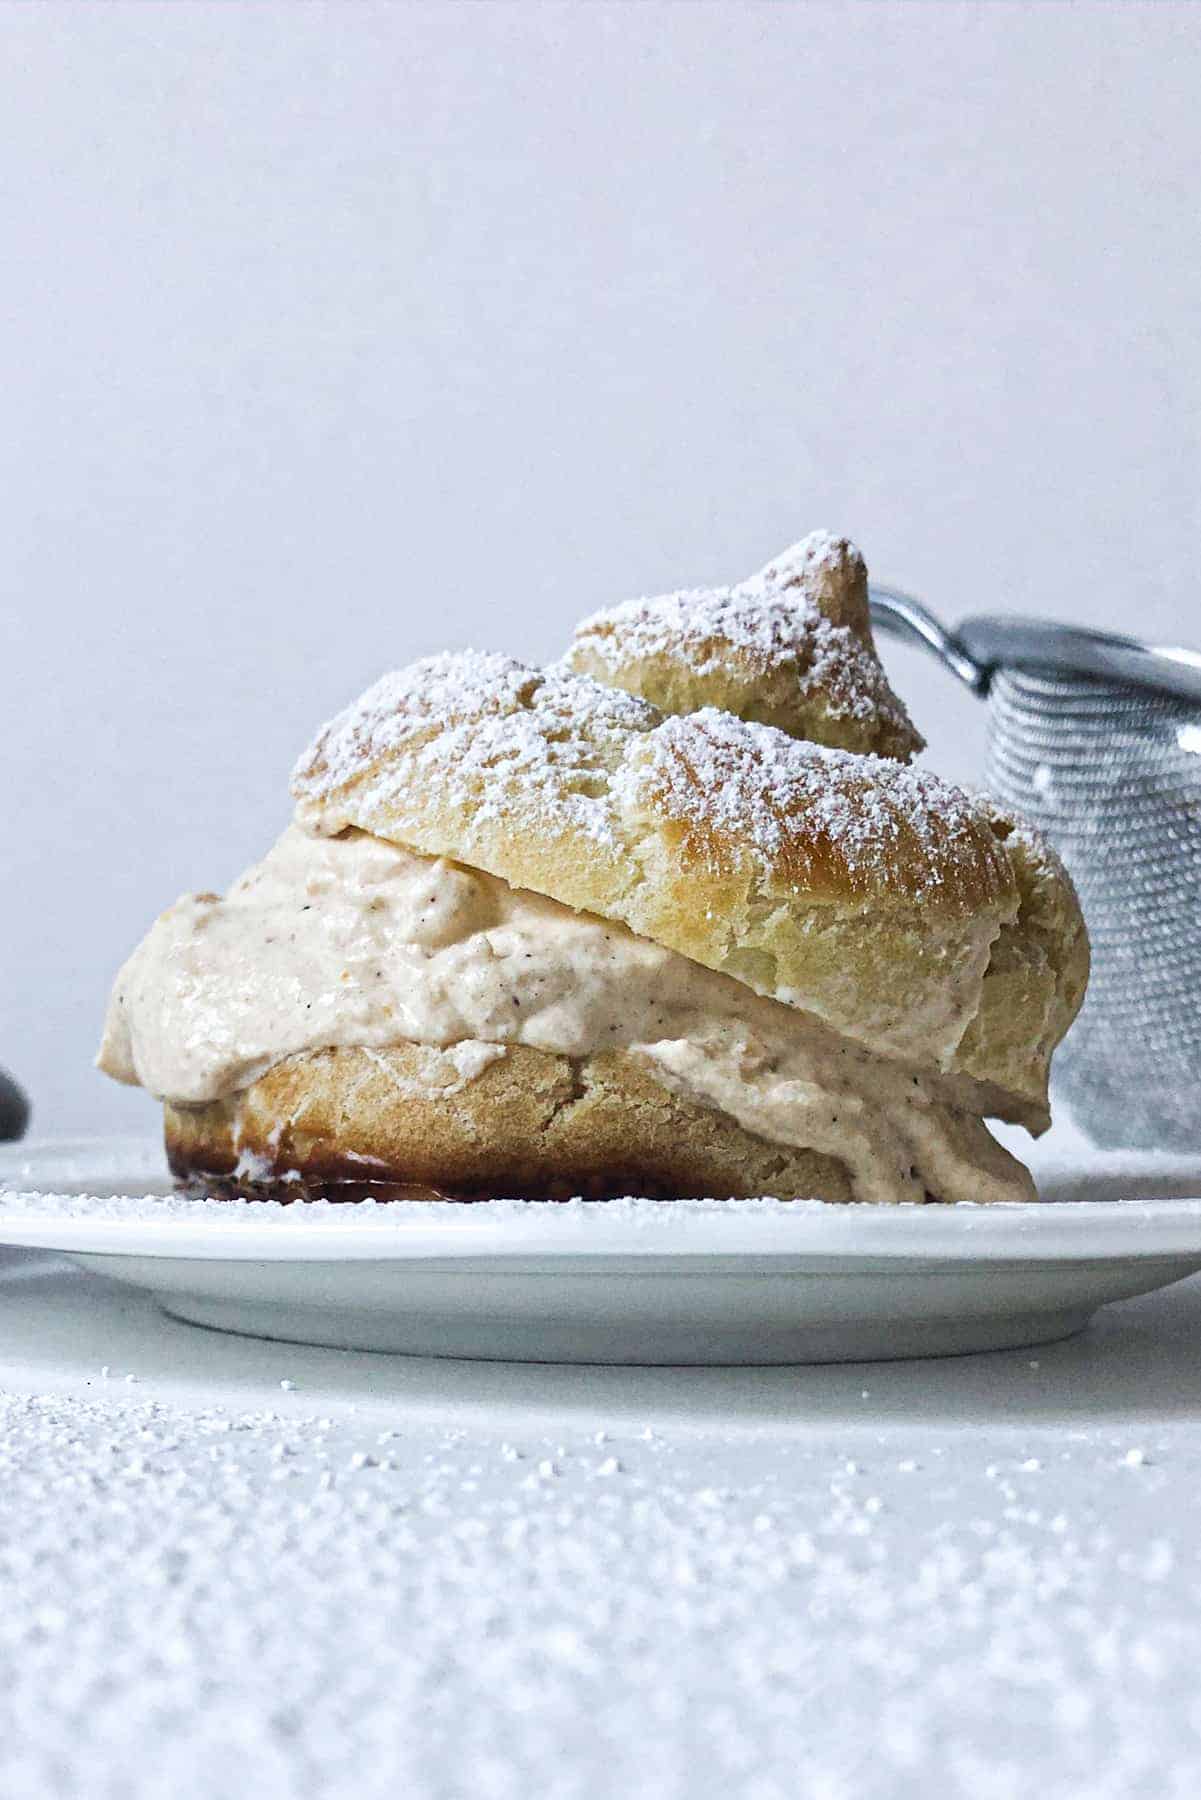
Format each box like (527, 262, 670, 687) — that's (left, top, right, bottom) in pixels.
(867, 588, 989, 695)
(870, 588, 1201, 706)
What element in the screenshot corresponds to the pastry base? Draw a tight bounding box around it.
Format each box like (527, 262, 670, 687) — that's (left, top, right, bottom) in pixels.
(164, 1042, 860, 1204)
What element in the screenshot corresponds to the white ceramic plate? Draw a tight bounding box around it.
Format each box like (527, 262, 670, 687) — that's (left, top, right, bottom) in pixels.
(3, 1134, 1201, 1364)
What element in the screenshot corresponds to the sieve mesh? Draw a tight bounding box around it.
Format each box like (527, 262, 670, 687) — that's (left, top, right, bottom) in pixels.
(983, 670, 1201, 1148)
(870, 589, 1201, 1151)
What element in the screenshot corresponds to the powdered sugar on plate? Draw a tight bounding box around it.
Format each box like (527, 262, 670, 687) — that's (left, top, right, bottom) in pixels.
(0, 1187, 844, 1225)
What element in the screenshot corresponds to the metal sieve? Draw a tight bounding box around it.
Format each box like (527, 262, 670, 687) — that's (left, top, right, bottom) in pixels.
(869, 590, 1201, 1150)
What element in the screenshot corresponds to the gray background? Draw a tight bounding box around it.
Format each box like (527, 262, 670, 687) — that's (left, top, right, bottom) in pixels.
(3, 1, 1198, 1135)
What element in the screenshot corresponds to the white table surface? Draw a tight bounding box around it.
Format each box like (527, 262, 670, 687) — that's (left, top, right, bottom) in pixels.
(2, 1236, 1201, 1799)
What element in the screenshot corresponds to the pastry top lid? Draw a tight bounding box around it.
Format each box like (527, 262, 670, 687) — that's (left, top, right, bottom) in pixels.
(563, 531, 923, 762)
(293, 650, 1008, 918)
(292, 645, 1024, 1074)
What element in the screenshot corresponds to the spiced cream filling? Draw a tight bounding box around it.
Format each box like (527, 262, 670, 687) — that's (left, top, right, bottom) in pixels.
(98, 824, 1031, 1204)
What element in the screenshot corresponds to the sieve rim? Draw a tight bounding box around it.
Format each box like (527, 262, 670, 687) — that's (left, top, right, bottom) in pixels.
(958, 616, 1201, 705)
(869, 589, 1201, 705)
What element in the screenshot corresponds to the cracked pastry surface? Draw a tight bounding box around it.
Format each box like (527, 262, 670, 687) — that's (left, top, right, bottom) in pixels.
(562, 531, 923, 761)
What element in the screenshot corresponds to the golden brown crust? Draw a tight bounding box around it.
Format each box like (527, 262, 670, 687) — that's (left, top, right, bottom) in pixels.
(292, 654, 1022, 1068)
(165, 1044, 854, 1203)
(754, 533, 873, 640)
(564, 532, 924, 761)
(951, 811, 1090, 1129)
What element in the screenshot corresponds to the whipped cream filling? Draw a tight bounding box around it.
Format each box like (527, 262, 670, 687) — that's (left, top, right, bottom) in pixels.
(98, 824, 1033, 1204)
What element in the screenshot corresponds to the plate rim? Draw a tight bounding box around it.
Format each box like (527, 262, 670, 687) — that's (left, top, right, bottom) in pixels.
(4, 1135, 1201, 1267)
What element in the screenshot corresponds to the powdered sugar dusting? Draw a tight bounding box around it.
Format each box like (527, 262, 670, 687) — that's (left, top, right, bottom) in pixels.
(754, 526, 860, 587)
(619, 709, 1005, 900)
(0, 1188, 887, 1222)
(577, 586, 895, 719)
(979, 792, 1075, 888)
(569, 530, 921, 756)
(292, 651, 659, 850)
(290, 648, 1003, 919)
(295, 651, 535, 793)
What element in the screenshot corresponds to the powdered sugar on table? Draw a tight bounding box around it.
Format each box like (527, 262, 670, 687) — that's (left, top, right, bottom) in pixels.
(0, 1256, 1200, 1800)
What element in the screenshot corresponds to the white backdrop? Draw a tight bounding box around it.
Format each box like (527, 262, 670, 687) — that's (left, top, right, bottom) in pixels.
(3, 2, 1199, 1133)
